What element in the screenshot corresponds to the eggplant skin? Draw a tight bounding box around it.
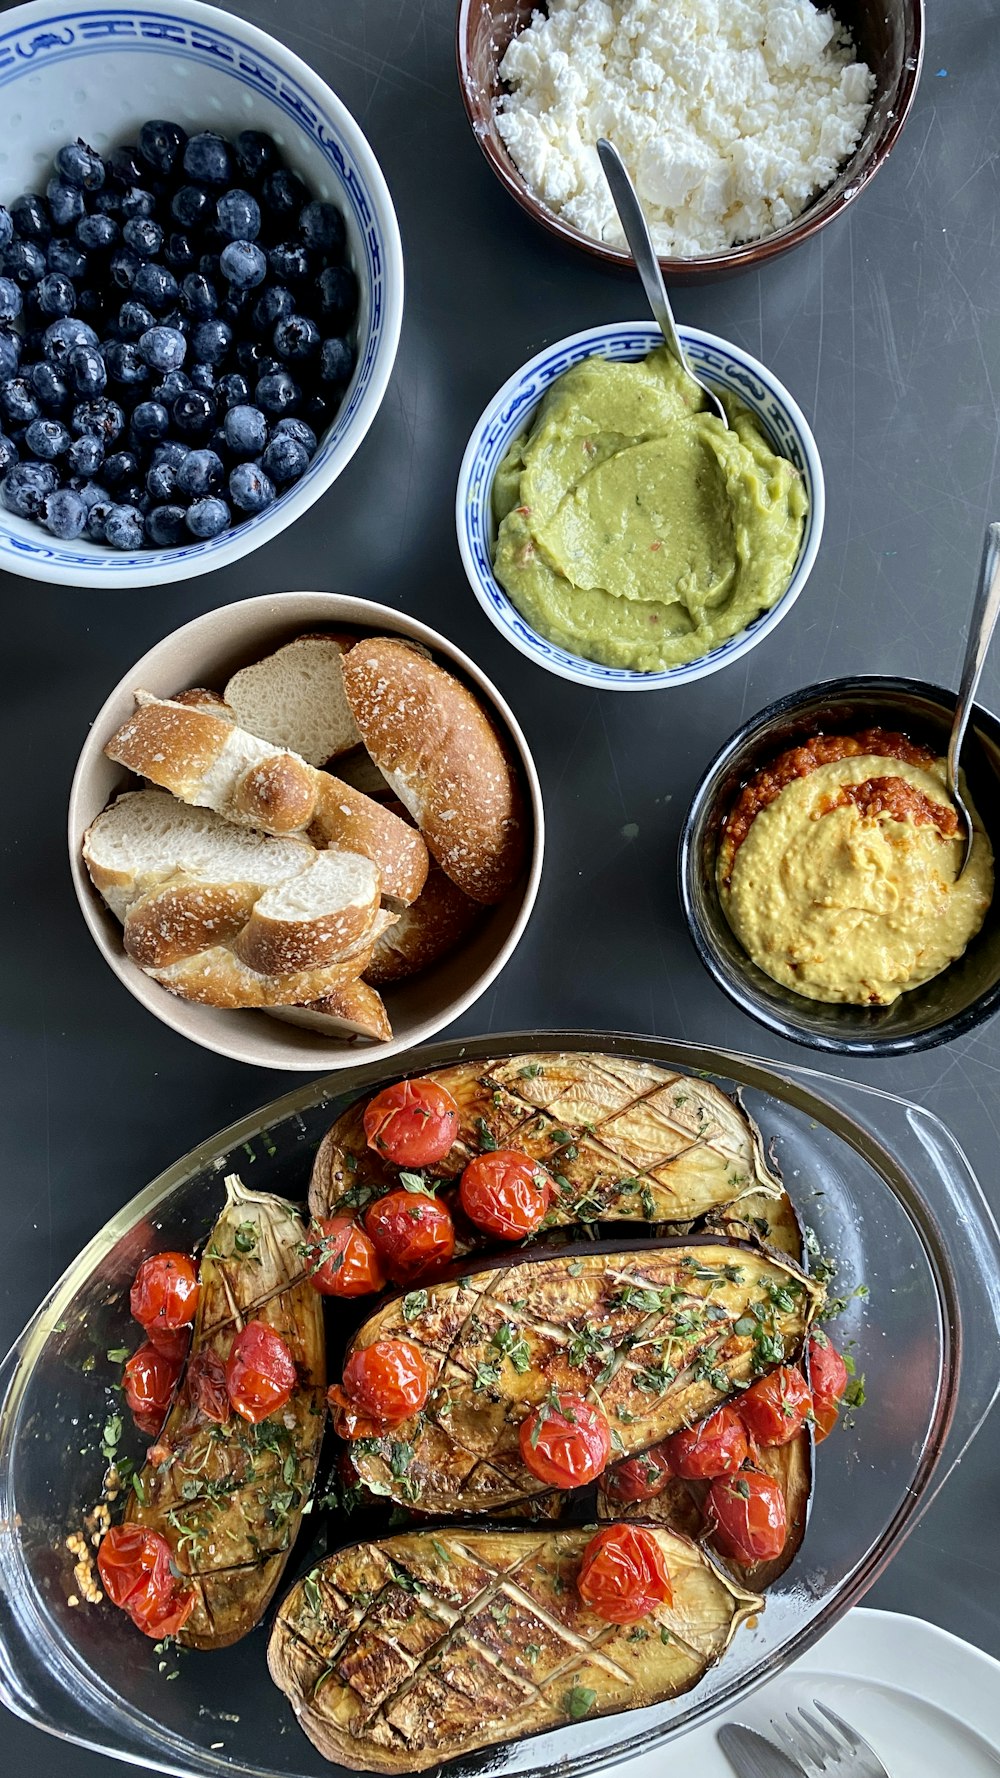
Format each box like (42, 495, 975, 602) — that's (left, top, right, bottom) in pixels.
(126, 1175, 326, 1650)
(268, 1525, 760, 1773)
(309, 1053, 781, 1231)
(344, 1240, 822, 1515)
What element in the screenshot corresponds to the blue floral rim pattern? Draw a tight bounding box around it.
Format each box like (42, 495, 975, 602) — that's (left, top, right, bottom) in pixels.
(0, 4, 393, 573)
(459, 324, 823, 688)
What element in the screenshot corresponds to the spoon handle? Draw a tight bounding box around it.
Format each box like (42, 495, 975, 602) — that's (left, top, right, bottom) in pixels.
(948, 521, 1000, 793)
(596, 139, 688, 375)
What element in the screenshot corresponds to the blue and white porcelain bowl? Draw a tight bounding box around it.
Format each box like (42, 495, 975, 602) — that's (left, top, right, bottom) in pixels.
(456, 321, 825, 690)
(0, 0, 403, 586)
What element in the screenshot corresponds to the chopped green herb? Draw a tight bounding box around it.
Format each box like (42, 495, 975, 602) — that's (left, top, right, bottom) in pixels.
(303, 1573, 323, 1617)
(518, 1064, 544, 1079)
(131, 1470, 147, 1505)
(399, 1171, 430, 1195)
(844, 1374, 867, 1409)
(403, 1290, 428, 1323)
(475, 1118, 498, 1152)
(627, 1627, 648, 1642)
(525, 1642, 541, 1664)
(388, 1440, 415, 1477)
(564, 1686, 596, 1720)
(107, 1346, 130, 1363)
(430, 1538, 452, 1565)
(491, 1322, 532, 1373)
(100, 1413, 123, 1462)
(660, 1626, 672, 1645)
(234, 1220, 257, 1255)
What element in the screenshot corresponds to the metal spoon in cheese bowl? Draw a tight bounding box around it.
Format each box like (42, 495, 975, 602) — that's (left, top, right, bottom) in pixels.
(949, 521, 1000, 874)
(596, 138, 727, 425)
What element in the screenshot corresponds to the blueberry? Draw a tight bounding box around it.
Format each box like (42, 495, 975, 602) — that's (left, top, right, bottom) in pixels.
(189, 362, 216, 393)
(120, 187, 157, 221)
(46, 177, 85, 229)
(10, 193, 50, 242)
(103, 502, 145, 550)
(268, 241, 311, 286)
(152, 369, 191, 404)
(44, 317, 98, 362)
(216, 371, 250, 409)
(72, 398, 124, 443)
(320, 336, 354, 385)
(75, 212, 120, 253)
(317, 264, 358, 328)
(216, 188, 260, 242)
(103, 450, 141, 489)
(145, 457, 178, 500)
(0, 378, 39, 426)
(183, 132, 233, 188)
(116, 299, 155, 340)
(233, 130, 279, 185)
(77, 288, 108, 328)
(0, 208, 11, 252)
(260, 167, 308, 226)
(0, 432, 17, 475)
(252, 285, 294, 330)
(302, 391, 335, 432)
(55, 140, 105, 191)
(85, 496, 113, 540)
(223, 403, 267, 457)
(191, 318, 232, 366)
(172, 389, 215, 435)
(145, 502, 188, 546)
(107, 144, 144, 190)
(157, 305, 190, 336)
(0, 277, 21, 324)
(92, 189, 122, 216)
(2, 461, 56, 517)
(0, 329, 20, 381)
(3, 240, 46, 286)
(105, 340, 148, 386)
(185, 495, 229, 538)
(176, 447, 223, 496)
(152, 439, 190, 471)
(36, 273, 77, 318)
(299, 200, 345, 257)
(172, 184, 212, 231)
(67, 345, 107, 397)
(139, 325, 186, 373)
(179, 272, 217, 318)
(218, 288, 253, 332)
(219, 240, 266, 289)
(274, 313, 320, 360)
(130, 399, 170, 444)
(30, 361, 68, 411)
(163, 230, 197, 276)
(67, 432, 104, 476)
(236, 341, 274, 379)
(133, 263, 178, 312)
(42, 486, 87, 538)
(109, 247, 141, 290)
(138, 119, 187, 177)
(261, 432, 308, 483)
(273, 415, 317, 456)
(47, 237, 87, 280)
(123, 216, 163, 259)
(25, 416, 70, 458)
(256, 370, 299, 416)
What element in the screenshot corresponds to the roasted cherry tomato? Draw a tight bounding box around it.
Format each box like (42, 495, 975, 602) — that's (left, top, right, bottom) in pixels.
(459, 1151, 551, 1241)
(336, 1337, 429, 1433)
(225, 1320, 297, 1424)
(98, 1525, 194, 1639)
(363, 1077, 460, 1167)
(519, 1392, 611, 1488)
(738, 1366, 813, 1447)
(602, 1442, 675, 1504)
(184, 1349, 230, 1424)
(307, 1215, 386, 1297)
(808, 1332, 850, 1442)
(123, 1341, 184, 1437)
(577, 1523, 674, 1624)
(144, 1324, 192, 1363)
(705, 1471, 787, 1565)
(365, 1190, 455, 1284)
(662, 1405, 750, 1478)
(130, 1252, 200, 1343)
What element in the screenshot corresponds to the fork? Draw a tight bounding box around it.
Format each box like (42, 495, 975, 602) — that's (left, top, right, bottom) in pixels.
(773, 1701, 890, 1777)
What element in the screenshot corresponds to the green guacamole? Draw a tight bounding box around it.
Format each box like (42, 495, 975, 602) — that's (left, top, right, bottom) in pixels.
(491, 348, 807, 674)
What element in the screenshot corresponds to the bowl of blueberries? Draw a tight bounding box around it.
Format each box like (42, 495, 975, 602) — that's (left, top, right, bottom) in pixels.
(0, 0, 404, 585)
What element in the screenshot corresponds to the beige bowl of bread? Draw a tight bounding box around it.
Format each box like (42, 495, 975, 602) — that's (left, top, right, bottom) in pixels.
(69, 591, 543, 1070)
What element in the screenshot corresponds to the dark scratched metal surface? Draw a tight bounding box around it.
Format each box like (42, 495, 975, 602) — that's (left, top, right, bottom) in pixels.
(2, 1, 999, 1770)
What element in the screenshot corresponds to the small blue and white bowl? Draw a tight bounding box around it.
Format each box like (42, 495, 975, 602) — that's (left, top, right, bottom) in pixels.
(457, 321, 825, 691)
(0, 0, 403, 587)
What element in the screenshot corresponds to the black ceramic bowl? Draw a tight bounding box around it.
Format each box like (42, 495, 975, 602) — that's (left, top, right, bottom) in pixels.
(679, 676, 1000, 1055)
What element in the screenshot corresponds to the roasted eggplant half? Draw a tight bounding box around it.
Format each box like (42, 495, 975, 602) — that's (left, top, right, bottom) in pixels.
(309, 1053, 781, 1231)
(268, 1524, 760, 1772)
(126, 1174, 326, 1649)
(339, 1239, 822, 1515)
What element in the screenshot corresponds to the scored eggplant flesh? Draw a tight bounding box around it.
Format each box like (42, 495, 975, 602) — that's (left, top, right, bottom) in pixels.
(126, 1174, 326, 1650)
(343, 1239, 822, 1516)
(309, 1053, 781, 1232)
(268, 1524, 761, 1773)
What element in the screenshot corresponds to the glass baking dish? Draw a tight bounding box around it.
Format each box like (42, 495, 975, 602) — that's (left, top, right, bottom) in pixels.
(1, 1031, 998, 1778)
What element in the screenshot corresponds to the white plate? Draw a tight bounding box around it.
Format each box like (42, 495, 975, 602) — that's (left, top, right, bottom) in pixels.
(649, 1609, 1000, 1775)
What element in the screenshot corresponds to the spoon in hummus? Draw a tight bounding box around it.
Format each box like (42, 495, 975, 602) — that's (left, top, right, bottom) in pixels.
(948, 520, 1000, 874)
(596, 138, 727, 426)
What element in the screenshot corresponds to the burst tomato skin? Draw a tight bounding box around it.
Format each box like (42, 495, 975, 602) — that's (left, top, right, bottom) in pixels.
(738, 1366, 813, 1447)
(808, 1333, 850, 1442)
(129, 1252, 200, 1341)
(365, 1190, 455, 1283)
(363, 1078, 460, 1167)
(662, 1406, 750, 1478)
(308, 1215, 386, 1297)
(602, 1442, 675, 1504)
(705, 1471, 787, 1564)
(519, 1392, 611, 1488)
(338, 1338, 429, 1431)
(144, 1325, 191, 1364)
(225, 1321, 297, 1424)
(184, 1349, 230, 1424)
(459, 1151, 551, 1240)
(98, 1525, 194, 1639)
(577, 1523, 674, 1624)
(123, 1341, 184, 1437)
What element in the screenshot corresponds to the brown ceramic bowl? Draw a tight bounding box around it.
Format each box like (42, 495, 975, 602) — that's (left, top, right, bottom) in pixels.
(457, 0, 924, 281)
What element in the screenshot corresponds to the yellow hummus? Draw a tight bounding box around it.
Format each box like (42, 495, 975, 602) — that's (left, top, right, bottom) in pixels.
(721, 754, 993, 1005)
(491, 348, 807, 673)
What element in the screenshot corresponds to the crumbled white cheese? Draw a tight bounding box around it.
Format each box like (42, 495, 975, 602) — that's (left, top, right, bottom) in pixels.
(497, 0, 875, 256)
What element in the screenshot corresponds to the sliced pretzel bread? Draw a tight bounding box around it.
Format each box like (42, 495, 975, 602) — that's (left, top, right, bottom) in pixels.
(364, 857, 483, 984)
(124, 880, 264, 969)
(342, 638, 526, 903)
(307, 774, 428, 906)
(149, 908, 397, 1009)
(224, 634, 360, 766)
(233, 849, 381, 976)
(269, 980, 392, 1042)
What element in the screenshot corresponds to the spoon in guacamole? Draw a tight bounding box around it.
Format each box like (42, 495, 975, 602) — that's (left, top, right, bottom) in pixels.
(596, 138, 727, 426)
(947, 521, 1000, 874)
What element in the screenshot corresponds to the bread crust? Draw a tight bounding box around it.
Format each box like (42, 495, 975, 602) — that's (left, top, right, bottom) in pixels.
(149, 909, 397, 1009)
(269, 980, 392, 1042)
(342, 639, 527, 903)
(123, 880, 263, 968)
(308, 773, 428, 905)
(364, 859, 482, 984)
(234, 852, 382, 977)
